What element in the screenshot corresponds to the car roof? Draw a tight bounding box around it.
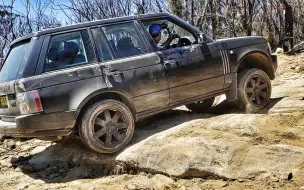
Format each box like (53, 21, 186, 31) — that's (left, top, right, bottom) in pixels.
(11, 12, 202, 46)
(11, 13, 172, 46)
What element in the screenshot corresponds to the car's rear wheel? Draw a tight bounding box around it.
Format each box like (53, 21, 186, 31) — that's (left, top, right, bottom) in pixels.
(186, 97, 215, 112)
(79, 100, 134, 154)
(235, 68, 271, 113)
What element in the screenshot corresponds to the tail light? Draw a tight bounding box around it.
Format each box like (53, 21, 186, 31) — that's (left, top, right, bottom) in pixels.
(16, 90, 43, 115)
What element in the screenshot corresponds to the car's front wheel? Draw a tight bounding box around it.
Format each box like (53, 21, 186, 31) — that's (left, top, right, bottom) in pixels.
(235, 68, 272, 113)
(79, 100, 134, 154)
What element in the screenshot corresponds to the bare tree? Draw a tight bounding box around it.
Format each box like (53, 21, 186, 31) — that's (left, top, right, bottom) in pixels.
(0, 0, 60, 56)
(3, 0, 304, 57)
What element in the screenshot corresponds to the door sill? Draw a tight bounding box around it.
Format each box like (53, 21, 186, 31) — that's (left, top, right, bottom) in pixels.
(136, 89, 228, 121)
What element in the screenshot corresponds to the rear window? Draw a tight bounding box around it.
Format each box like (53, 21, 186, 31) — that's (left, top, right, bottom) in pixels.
(0, 40, 32, 82)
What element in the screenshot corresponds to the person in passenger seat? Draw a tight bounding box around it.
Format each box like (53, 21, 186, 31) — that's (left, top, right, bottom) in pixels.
(59, 41, 85, 66)
(109, 40, 123, 58)
(117, 37, 140, 57)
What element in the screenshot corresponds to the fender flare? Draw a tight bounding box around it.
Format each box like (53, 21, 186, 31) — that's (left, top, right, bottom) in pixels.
(236, 50, 275, 80)
(226, 50, 275, 102)
(76, 89, 136, 119)
(226, 73, 237, 102)
(237, 50, 271, 67)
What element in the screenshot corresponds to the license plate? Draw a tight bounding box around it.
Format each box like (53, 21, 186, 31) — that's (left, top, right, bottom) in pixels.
(0, 96, 7, 107)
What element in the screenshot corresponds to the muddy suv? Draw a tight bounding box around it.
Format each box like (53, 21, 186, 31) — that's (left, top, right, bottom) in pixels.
(0, 13, 277, 153)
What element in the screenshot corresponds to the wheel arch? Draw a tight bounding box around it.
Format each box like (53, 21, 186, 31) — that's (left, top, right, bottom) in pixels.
(237, 50, 275, 80)
(75, 90, 137, 129)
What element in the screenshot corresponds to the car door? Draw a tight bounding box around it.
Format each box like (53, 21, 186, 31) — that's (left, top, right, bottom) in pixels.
(22, 29, 108, 114)
(140, 18, 225, 104)
(91, 21, 169, 113)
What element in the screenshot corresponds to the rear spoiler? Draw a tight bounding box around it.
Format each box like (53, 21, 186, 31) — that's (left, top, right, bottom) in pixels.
(10, 33, 34, 47)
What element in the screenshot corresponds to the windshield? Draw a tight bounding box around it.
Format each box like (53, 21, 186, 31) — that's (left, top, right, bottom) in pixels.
(0, 40, 31, 82)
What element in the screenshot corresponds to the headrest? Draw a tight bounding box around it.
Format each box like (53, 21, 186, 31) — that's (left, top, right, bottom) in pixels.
(48, 47, 58, 62)
(60, 41, 79, 58)
(117, 37, 134, 50)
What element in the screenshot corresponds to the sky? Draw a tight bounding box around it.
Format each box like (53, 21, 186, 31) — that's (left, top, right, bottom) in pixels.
(10, 0, 70, 24)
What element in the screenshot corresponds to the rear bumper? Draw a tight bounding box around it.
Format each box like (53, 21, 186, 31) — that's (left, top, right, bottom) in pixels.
(0, 111, 77, 137)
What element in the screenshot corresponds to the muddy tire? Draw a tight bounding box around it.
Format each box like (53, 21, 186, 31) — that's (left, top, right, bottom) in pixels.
(186, 98, 215, 112)
(79, 100, 134, 154)
(235, 68, 272, 113)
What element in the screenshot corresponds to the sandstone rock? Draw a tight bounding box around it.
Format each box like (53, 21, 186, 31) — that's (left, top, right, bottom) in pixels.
(281, 131, 299, 140)
(30, 146, 48, 155)
(14, 167, 21, 172)
(233, 144, 304, 179)
(124, 175, 157, 190)
(0, 159, 13, 168)
(207, 115, 259, 137)
(151, 174, 178, 190)
(117, 134, 248, 179)
(117, 119, 304, 180)
(276, 48, 284, 54)
(0, 134, 4, 142)
(295, 65, 304, 73)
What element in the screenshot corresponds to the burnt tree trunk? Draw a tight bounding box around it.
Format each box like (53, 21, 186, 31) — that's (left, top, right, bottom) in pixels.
(281, 0, 294, 49)
(247, 0, 254, 36)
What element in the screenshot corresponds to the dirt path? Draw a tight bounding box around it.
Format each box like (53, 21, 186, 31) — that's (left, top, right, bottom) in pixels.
(0, 53, 303, 190)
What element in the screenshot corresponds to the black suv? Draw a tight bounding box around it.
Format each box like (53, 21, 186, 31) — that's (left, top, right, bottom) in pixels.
(0, 13, 277, 153)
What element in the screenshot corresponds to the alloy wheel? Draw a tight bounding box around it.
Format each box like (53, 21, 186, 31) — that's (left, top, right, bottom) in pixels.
(92, 108, 128, 149)
(245, 75, 270, 105)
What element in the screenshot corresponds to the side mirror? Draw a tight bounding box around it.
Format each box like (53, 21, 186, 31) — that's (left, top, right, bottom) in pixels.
(199, 33, 213, 44)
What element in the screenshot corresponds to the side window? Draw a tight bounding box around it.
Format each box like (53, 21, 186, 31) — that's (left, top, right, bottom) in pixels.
(44, 30, 96, 72)
(102, 22, 148, 59)
(91, 28, 113, 62)
(142, 19, 197, 49)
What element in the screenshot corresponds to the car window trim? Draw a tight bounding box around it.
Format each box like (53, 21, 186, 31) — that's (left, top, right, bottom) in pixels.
(136, 20, 159, 52)
(133, 20, 152, 53)
(39, 61, 100, 75)
(89, 26, 116, 62)
(1, 38, 31, 71)
(35, 35, 51, 75)
(140, 16, 199, 48)
(100, 21, 150, 60)
(76, 31, 89, 64)
(168, 17, 198, 43)
(88, 27, 110, 63)
(44, 31, 89, 73)
(49, 27, 89, 36)
(41, 30, 96, 74)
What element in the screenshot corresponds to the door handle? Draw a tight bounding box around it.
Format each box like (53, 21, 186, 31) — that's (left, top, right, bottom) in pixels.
(164, 61, 175, 65)
(76, 68, 95, 78)
(164, 61, 175, 69)
(106, 70, 121, 77)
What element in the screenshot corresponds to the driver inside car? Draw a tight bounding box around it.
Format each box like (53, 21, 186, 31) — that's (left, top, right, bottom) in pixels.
(149, 23, 180, 49)
(149, 24, 162, 45)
